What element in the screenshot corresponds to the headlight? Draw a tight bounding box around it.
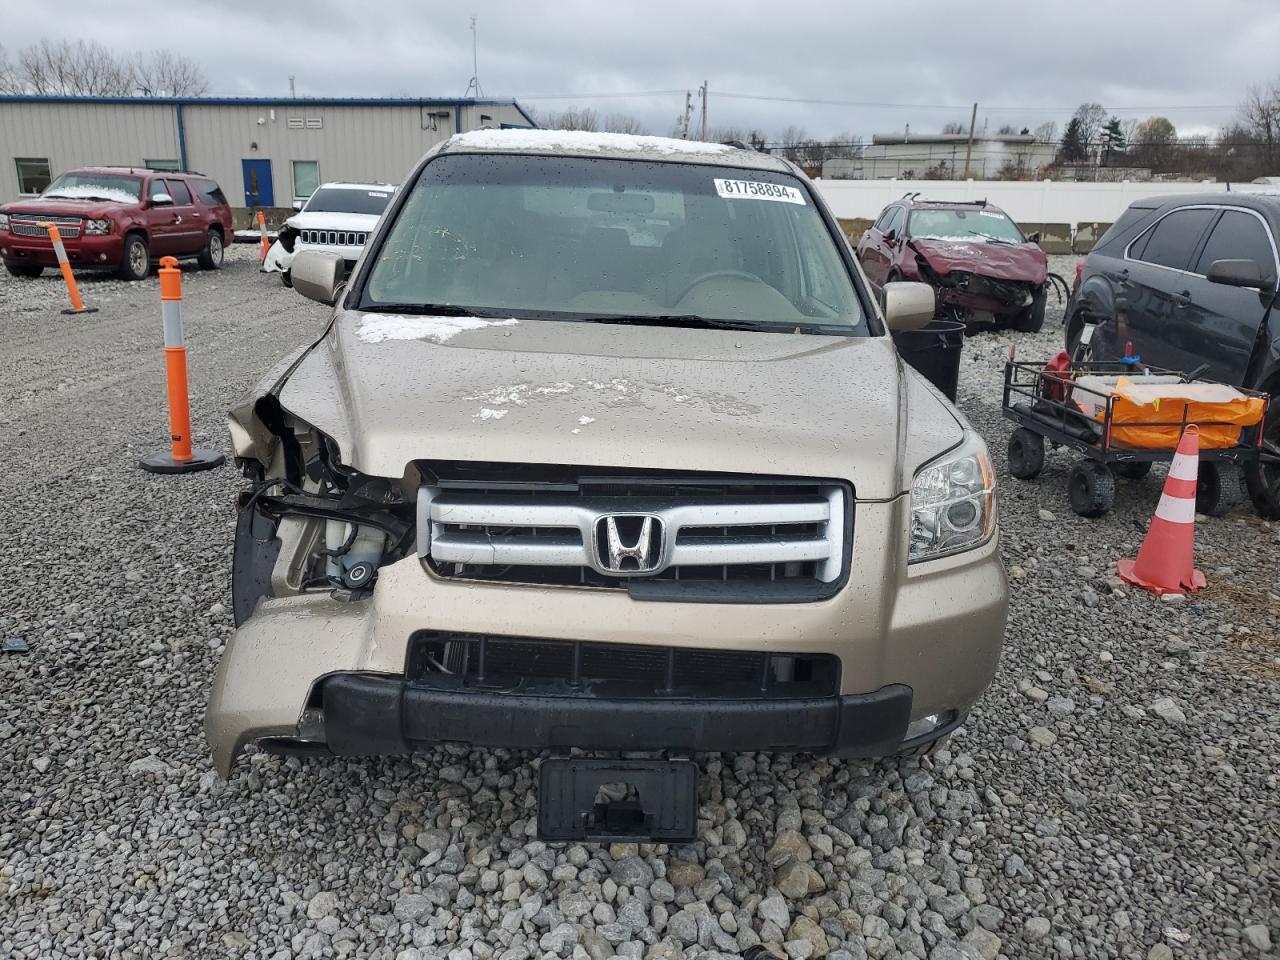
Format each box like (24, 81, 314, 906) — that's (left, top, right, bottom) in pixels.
(0, 213, 9, 232)
(84, 218, 112, 235)
(909, 430, 996, 563)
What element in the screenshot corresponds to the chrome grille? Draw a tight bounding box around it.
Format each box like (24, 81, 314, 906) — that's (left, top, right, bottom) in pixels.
(11, 215, 82, 238)
(300, 229, 368, 247)
(417, 467, 850, 601)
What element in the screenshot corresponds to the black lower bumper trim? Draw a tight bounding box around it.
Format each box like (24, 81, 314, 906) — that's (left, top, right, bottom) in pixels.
(319, 673, 913, 758)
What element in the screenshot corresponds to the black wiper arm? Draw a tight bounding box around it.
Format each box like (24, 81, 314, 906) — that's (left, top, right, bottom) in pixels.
(362, 302, 505, 317)
(578, 313, 763, 332)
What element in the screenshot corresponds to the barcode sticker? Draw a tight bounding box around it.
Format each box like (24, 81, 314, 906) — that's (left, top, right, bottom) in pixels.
(713, 178, 805, 205)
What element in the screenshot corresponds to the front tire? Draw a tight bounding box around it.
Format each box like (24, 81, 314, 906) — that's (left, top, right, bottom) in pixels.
(197, 230, 224, 270)
(1013, 290, 1047, 333)
(4, 261, 43, 278)
(1245, 398, 1280, 518)
(118, 233, 150, 281)
(1008, 428, 1046, 480)
(1067, 459, 1115, 517)
(1196, 462, 1246, 517)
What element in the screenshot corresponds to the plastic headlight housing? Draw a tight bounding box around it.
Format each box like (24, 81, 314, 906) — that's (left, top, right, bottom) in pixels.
(0, 213, 9, 232)
(84, 218, 112, 235)
(909, 431, 996, 563)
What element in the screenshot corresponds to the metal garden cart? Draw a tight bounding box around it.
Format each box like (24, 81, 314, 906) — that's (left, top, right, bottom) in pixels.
(1001, 359, 1272, 517)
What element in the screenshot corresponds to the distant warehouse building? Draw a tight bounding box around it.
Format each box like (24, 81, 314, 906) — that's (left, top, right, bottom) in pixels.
(0, 94, 535, 223)
(823, 133, 1057, 180)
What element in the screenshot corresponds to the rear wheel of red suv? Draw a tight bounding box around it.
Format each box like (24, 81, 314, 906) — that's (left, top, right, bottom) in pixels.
(118, 233, 150, 281)
(5, 262, 43, 279)
(197, 229, 224, 270)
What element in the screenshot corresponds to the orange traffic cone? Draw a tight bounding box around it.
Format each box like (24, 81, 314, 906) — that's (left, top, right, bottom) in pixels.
(1118, 425, 1207, 595)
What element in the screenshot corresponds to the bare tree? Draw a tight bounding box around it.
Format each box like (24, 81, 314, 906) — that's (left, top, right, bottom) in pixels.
(1072, 102, 1108, 152)
(996, 124, 1017, 135)
(0, 44, 17, 93)
(941, 121, 968, 135)
(0, 39, 208, 96)
(1238, 81, 1280, 169)
(777, 125, 808, 162)
(600, 112, 646, 135)
(1032, 121, 1058, 143)
(133, 49, 208, 96)
(15, 39, 133, 95)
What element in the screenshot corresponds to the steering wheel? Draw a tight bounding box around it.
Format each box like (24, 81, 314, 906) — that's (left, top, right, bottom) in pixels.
(672, 270, 763, 305)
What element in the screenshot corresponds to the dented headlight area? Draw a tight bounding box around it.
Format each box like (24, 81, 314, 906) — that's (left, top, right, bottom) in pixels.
(230, 398, 415, 625)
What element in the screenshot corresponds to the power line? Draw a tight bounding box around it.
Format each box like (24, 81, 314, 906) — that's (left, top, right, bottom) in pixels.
(520, 89, 686, 100)
(714, 90, 1236, 114)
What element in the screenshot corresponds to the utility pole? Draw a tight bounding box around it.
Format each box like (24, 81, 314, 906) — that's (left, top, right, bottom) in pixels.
(289, 75, 296, 98)
(962, 102, 978, 179)
(680, 91, 693, 139)
(699, 81, 708, 141)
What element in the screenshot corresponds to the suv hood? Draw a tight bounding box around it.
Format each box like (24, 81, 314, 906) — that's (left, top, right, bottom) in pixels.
(240, 310, 964, 500)
(1, 197, 127, 219)
(287, 211, 383, 231)
(910, 239, 1047, 284)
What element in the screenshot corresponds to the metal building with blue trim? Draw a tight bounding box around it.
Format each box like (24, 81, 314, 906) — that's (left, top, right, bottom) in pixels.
(0, 94, 535, 215)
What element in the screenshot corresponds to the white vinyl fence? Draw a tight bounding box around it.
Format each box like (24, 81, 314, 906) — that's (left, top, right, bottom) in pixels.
(813, 178, 1275, 242)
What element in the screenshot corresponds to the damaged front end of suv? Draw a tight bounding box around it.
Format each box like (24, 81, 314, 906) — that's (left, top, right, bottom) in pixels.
(899, 202, 1051, 333)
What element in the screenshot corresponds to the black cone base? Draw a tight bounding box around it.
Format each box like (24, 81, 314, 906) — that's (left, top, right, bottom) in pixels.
(139, 448, 226, 474)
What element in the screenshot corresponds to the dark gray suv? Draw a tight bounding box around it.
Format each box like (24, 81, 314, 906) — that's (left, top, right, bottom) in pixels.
(1066, 192, 1280, 517)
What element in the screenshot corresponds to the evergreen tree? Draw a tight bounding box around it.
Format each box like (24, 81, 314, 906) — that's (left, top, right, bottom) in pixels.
(1058, 117, 1087, 163)
(1100, 116, 1127, 165)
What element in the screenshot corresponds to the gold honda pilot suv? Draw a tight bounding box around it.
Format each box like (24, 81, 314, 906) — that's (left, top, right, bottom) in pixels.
(209, 130, 1008, 841)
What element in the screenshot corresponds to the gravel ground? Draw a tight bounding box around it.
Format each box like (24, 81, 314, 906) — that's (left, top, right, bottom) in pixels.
(0, 249, 1276, 960)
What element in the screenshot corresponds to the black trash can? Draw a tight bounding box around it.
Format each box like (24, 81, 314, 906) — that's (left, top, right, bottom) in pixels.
(891, 319, 966, 402)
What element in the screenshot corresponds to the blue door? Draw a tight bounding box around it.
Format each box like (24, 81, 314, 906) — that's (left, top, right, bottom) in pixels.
(241, 158, 274, 208)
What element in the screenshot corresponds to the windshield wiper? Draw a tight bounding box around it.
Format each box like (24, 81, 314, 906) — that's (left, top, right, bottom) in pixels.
(363, 303, 508, 318)
(967, 231, 1015, 245)
(573, 314, 788, 333)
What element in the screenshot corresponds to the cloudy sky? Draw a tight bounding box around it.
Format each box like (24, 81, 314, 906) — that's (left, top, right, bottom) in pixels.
(5, 0, 1279, 143)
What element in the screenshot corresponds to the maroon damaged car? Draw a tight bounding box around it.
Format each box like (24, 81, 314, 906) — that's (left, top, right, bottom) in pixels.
(857, 197, 1049, 332)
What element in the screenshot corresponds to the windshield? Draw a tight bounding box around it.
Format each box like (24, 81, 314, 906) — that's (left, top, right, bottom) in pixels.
(908, 208, 1024, 243)
(305, 187, 393, 215)
(360, 154, 866, 333)
(44, 173, 142, 203)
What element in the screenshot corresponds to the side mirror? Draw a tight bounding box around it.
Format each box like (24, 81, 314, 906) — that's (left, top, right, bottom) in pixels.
(883, 228, 897, 245)
(884, 281, 936, 332)
(1028, 231, 1042, 244)
(292, 250, 344, 305)
(1206, 258, 1271, 290)
(150, 193, 173, 206)
(292, 199, 304, 211)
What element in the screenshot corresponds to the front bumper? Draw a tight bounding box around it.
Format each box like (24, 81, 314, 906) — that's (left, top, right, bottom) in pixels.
(320, 673, 916, 757)
(1, 231, 123, 268)
(206, 497, 1007, 774)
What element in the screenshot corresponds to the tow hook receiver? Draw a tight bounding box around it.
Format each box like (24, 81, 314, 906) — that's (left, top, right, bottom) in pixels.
(537, 756, 698, 842)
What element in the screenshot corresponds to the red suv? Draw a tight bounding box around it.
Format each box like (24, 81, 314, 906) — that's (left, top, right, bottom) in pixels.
(0, 167, 233, 281)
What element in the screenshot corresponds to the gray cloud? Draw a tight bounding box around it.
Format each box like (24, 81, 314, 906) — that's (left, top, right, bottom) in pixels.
(4, 0, 1278, 141)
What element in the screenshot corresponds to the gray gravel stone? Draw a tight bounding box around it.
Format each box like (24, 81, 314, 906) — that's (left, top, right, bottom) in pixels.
(0, 252, 1272, 960)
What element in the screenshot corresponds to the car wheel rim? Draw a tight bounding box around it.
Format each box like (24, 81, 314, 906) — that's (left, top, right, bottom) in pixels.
(130, 244, 147, 275)
(211, 235, 222, 262)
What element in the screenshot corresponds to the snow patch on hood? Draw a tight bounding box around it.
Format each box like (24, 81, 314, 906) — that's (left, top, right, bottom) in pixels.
(356, 314, 519, 344)
(43, 185, 139, 204)
(449, 128, 734, 156)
